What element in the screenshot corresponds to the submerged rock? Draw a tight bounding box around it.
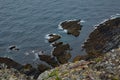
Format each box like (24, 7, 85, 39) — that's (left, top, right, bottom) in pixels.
(9, 45, 19, 51)
(83, 17, 120, 54)
(60, 19, 82, 37)
(46, 34, 61, 43)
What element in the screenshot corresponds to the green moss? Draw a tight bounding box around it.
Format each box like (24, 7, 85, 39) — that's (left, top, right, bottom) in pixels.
(94, 57, 102, 62)
(111, 75, 119, 80)
(48, 69, 61, 80)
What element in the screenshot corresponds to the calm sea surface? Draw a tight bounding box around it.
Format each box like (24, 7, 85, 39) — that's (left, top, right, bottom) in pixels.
(0, 0, 120, 64)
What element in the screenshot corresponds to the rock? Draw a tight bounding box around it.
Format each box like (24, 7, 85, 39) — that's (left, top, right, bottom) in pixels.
(73, 55, 88, 62)
(33, 64, 51, 79)
(21, 64, 36, 76)
(0, 65, 34, 80)
(52, 43, 71, 64)
(0, 57, 39, 79)
(83, 17, 120, 54)
(51, 42, 63, 47)
(0, 57, 22, 70)
(52, 43, 71, 57)
(9, 45, 19, 51)
(60, 19, 82, 37)
(37, 48, 120, 80)
(38, 54, 59, 67)
(37, 64, 51, 73)
(47, 34, 61, 43)
(57, 53, 71, 64)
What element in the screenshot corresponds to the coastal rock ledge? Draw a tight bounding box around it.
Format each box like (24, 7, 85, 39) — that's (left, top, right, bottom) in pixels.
(37, 48, 120, 80)
(83, 17, 120, 54)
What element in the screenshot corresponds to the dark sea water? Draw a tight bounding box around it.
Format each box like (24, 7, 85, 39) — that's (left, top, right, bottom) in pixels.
(0, 0, 120, 64)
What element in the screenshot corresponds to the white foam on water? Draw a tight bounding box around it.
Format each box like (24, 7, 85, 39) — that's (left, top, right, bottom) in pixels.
(24, 52, 30, 56)
(116, 13, 120, 16)
(45, 34, 51, 39)
(44, 33, 58, 39)
(33, 51, 44, 61)
(110, 13, 120, 19)
(38, 51, 44, 55)
(94, 14, 120, 27)
(32, 50, 35, 53)
(63, 29, 67, 33)
(58, 22, 63, 30)
(34, 53, 39, 59)
(94, 18, 109, 27)
(80, 20, 86, 23)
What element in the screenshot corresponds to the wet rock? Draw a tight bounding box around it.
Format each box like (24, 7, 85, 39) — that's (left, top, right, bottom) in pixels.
(37, 64, 51, 73)
(0, 57, 22, 70)
(38, 54, 59, 67)
(51, 42, 63, 47)
(83, 17, 120, 54)
(9, 45, 19, 51)
(57, 53, 71, 64)
(52, 43, 71, 57)
(47, 34, 61, 43)
(52, 43, 71, 64)
(60, 19, 82, 37)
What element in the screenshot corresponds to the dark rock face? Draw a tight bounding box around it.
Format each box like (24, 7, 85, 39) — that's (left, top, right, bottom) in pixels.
(37, 64, 50, 73)
(52, 42, 63, 47)
(38, 42, 72, 65)
(52, 43, 71, 64)
(0, 57, 41, 79)
(47, 34, 61, 43)
(83, 17, 120, 54)
(0, 57, 22, 70)
(60, 19, 82, 37)
(39, 54, 59, 67)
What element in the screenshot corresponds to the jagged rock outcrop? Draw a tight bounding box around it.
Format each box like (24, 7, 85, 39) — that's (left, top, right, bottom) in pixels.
(60, 19, 82, 37)
(37, 48, 120, 80)
(83, 17, 120, 54)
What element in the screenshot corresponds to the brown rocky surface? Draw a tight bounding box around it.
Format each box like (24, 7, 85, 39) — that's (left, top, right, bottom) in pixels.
(0, 57, 22, 70)
(37, 48, 120, 80)
(83, 17, 120, 54)
(38, 54, 59, 67)
(60, 19, 82, 37)
(47, 34, 61, 43)
(52, 43, 71, 64)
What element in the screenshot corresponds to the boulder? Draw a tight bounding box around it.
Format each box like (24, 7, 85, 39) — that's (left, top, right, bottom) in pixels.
(47, 34, 61, 43)
(38, 54, 59, 67)
(0, 57, 22, 70)
(60, 19, 82, 37)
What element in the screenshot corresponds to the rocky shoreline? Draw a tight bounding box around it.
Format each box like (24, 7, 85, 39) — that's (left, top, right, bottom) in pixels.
(0, 17, 120, 80)
(37, 48, 120, 80)
(0, 48, 120, 80)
